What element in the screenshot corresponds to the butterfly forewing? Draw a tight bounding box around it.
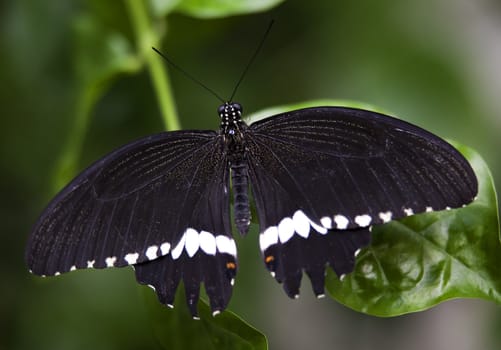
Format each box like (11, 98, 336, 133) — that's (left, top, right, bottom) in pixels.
(27, 131, 229, 264)
(248, 107, 476, 226)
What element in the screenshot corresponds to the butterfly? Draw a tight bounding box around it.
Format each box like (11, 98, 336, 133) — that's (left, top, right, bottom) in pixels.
(25, 101, 478, 318)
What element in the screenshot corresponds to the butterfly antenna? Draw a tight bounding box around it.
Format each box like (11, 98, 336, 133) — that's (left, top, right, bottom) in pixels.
(229, 19, 275, 102)
(152, 47, 226, 103)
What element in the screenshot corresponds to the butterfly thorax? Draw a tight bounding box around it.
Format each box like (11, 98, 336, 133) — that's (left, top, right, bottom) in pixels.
(218, 102, 251, 236)
(218, 102, 246, 135)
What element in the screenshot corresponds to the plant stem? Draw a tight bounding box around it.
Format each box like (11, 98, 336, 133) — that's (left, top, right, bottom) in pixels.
(125, 0, 180, 131)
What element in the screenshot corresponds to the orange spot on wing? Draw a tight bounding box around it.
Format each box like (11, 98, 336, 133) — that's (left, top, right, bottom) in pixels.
(265, 255, 274, 263)
(226, 262, 236, 270)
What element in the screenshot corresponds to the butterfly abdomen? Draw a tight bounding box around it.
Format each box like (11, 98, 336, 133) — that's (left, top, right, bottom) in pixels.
(230, 158, 251, 235)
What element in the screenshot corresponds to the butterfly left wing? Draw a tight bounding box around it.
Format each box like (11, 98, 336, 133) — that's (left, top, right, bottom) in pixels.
(26, 130, 236, 317)
(245, 107, 477, 297)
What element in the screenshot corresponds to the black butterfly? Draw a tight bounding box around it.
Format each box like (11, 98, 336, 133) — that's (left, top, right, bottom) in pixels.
(25, 103, 477, 318)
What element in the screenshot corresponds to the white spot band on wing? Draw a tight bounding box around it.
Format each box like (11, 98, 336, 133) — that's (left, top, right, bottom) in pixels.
(145, 245, 158, 260)
(124, 253, 139, 265)
(199, 230, 217, 255)
(278, 217, 295, 243)
(259, 226, 278, 252)
(354, 214, 372, 227)
(184, 228, 200, 258)
(379, 211, 393, 223)
(105, 256, 117, 267)
(215, 235, 237, 256)
(334, 214, 349, 229)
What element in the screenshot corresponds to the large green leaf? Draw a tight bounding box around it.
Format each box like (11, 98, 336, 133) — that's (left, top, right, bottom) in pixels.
(327, 143, 501, 316)
(143, 287, 267, 350)
(247, 100, 500, 316)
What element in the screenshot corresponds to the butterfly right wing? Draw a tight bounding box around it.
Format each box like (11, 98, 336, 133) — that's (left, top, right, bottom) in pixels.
(245, 107, 477, 298)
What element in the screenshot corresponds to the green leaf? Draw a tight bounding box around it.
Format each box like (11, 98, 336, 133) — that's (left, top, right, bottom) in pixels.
(171, 0, 286, 18)
(143, 287, 267, 350)
(125, 0, 180, 131)
(248, 100, 500, 316)
(150, 0, 182, 16)
(327, 143, 501, 316)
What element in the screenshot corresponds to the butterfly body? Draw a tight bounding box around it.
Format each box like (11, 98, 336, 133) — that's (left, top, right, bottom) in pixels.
(26, 104, 477, 318)
(220, 102, 252, 235)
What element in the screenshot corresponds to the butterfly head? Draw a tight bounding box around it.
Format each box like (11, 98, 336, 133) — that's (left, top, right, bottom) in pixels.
(218, 102, 244, 134)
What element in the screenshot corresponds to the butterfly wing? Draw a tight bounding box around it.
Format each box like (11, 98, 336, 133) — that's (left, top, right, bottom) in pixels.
(133, 152, 237, 317)
(246, 106, 477, 297)
(26, 130, 236, 316)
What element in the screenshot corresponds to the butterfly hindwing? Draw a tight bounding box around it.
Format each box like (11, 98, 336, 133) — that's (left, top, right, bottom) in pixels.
(246, 107, 477, 296)
(134, 148, 237, 317)
(263, 227, 371, 297)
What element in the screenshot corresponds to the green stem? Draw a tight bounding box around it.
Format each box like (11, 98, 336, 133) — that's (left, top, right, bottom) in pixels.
(50, 87, 96, 193)
(125, 0, 180, 131)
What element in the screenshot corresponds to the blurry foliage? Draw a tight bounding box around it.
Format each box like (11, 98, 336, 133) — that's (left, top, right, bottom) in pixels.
(1, 0, 500, 350)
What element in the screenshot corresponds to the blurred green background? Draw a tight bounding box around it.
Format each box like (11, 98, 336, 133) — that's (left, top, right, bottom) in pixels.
(1, 0, 500, 349)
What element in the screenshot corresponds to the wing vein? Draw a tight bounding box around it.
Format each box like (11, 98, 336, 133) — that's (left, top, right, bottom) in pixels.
(251, 136, 318, 219)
